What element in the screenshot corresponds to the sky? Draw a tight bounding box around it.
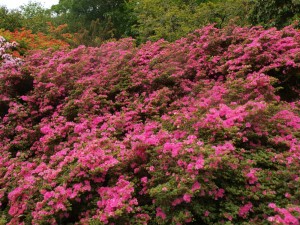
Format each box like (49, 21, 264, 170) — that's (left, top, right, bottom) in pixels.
(0, 0, 59, 9)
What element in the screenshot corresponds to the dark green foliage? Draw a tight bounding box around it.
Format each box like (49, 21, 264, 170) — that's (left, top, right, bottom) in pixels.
(51, 0, 137, 42)
(0, 6, 23, 31)
(249, 0, 300, 28)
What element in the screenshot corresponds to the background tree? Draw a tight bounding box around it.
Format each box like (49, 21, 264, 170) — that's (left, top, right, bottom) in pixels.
(0, 6, 23, 31)
(132, 0, 194, 42)
(194, 0, 251, 28)
(19, 1, 53, 33)
(51, 0, 136, 44)
(249, 0, 300, 28)
(132, 0, 252, 42)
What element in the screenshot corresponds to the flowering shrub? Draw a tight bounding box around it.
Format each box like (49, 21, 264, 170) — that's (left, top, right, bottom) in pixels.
(0, 25, 299, 224)
(0, 36, 22, 65)
(0, 28, 70, 57)
(268, 203, 300, 225)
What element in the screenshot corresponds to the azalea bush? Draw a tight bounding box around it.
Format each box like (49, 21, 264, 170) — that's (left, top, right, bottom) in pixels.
(0, 36, 22, 65)
(0, 27, 70, 57)
(0, 25, 300, 224)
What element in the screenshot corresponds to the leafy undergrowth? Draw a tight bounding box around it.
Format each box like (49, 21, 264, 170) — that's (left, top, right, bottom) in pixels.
(0, 25, 300, 225)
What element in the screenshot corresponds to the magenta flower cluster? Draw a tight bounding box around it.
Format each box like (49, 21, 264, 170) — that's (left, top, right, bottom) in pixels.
(0, 25, 299, 224)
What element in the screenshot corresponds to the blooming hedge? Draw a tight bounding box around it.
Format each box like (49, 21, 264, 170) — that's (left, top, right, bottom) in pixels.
(0, 25, 300, 224)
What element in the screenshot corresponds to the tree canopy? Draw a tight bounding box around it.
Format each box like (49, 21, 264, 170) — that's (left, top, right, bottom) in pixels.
(52, 0, 136, 39)
(249, 0, 300, 28)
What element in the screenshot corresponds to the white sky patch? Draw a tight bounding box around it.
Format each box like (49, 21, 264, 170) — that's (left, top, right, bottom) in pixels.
(0, 0, 59, 10)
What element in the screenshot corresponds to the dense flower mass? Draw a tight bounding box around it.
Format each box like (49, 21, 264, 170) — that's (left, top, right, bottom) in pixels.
(0, 25, 300, 224)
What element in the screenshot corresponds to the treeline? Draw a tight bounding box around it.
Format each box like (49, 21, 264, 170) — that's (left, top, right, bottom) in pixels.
(1, 0, 300, 46)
